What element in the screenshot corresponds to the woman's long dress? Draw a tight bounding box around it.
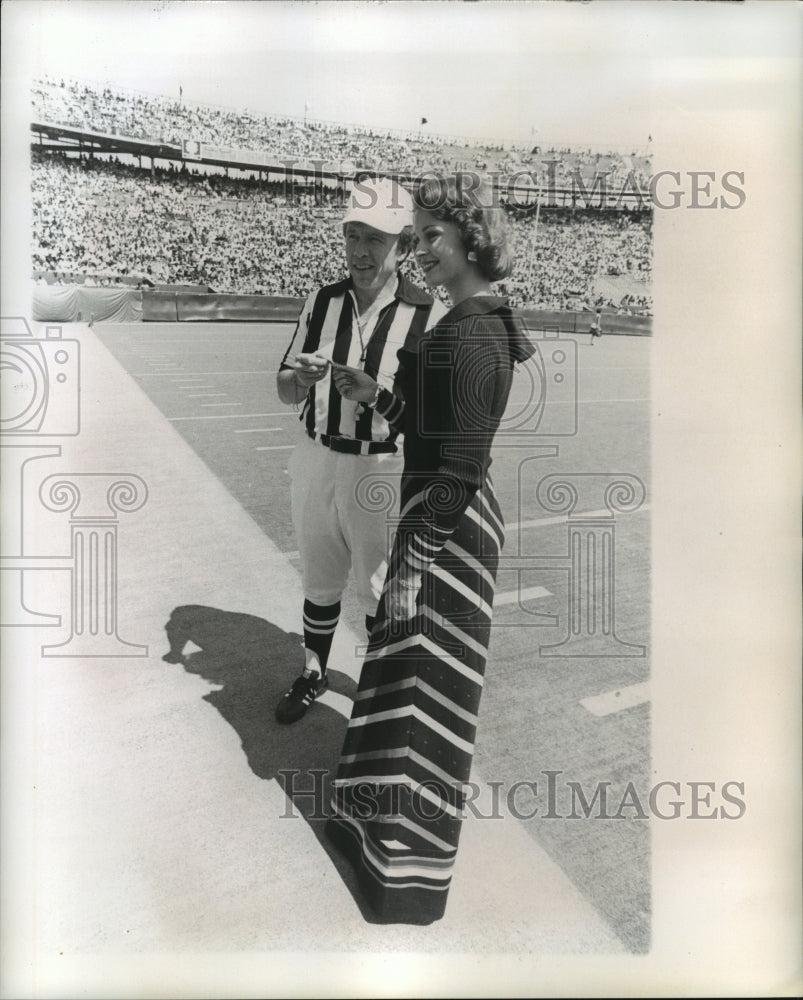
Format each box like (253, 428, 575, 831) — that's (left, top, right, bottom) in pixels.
(325, 296, 535, 924)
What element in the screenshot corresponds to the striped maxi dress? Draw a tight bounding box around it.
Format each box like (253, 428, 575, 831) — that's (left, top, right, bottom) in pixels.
(325, 296, 535, 925)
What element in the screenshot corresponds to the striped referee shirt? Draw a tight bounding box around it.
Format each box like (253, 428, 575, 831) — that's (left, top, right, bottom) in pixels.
(280, 273, 446, 446)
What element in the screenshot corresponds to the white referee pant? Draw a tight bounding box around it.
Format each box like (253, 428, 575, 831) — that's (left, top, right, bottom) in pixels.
(288, 428, 403, 614)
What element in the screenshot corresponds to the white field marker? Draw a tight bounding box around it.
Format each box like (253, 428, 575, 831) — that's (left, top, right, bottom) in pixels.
(580, 682, 650, 717)
(494, 585, 552, 606)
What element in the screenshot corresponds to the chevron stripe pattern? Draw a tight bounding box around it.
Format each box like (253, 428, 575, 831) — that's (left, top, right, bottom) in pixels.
(326, 479, 504, 925)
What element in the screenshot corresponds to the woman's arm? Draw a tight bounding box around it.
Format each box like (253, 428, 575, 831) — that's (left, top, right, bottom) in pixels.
(403, 321, 512, 571)
(331, 365, 407, 432)
(373, 385, 406, 433)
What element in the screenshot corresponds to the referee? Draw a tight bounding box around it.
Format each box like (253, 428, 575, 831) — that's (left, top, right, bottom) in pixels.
(275, 177, 445, 723)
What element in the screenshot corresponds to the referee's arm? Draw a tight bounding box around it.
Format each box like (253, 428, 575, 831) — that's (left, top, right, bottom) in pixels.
(277, 366, 308, 405)
(276, 295, 314, 405)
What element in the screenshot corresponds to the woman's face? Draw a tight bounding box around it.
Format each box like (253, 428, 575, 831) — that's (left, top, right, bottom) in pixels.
(413, 210, 470, 291)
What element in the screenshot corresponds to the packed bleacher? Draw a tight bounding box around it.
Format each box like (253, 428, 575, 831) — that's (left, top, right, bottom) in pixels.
(32, 76, 652, 189)
(30, 77, 653, 315)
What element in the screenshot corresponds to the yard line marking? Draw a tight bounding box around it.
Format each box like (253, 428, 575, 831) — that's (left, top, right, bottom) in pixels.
(254, 444, 294, 451)
(580, 682, 650, 717)
(507, 504, 651, 532)
(494, 585, 551, 606)
(188, 393, 228, 398)
(233, 427, 281, 434)
(508, 514, 580, 531)
(199, 402, 242, 407)
(168, 412, 291, 421)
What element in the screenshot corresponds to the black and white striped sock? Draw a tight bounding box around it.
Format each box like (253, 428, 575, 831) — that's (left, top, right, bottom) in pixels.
(302, 599, 340, 677)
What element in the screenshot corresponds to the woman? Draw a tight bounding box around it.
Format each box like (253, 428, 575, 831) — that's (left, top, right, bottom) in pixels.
(326, 173, 535, 924)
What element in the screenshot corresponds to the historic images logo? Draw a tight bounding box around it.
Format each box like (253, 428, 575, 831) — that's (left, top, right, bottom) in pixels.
(278, 768, 747, 822)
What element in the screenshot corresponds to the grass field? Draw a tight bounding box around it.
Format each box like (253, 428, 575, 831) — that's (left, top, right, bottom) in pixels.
(96, 320, 651, 951)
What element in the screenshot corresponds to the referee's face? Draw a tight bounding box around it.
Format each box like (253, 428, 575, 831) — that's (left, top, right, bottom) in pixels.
(344, 222, 401, 305)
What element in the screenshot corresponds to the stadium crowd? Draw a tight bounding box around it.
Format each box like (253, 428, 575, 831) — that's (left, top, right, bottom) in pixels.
(32, 76, 652, 191)
(31, 152, 652, 313)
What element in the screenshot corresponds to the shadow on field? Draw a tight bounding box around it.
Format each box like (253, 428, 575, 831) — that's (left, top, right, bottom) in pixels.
(160, 604, 379, 921)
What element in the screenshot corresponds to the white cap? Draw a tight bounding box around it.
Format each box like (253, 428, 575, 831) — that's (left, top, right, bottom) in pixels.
(342, 177, 413, 234)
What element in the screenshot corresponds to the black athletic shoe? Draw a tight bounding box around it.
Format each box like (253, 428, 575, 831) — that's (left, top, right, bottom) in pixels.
(275, 670, 329, 724)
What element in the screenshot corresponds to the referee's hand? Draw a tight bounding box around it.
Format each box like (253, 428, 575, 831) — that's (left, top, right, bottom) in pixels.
(331, 363, 378, 403)
(293, 353, 329, 387)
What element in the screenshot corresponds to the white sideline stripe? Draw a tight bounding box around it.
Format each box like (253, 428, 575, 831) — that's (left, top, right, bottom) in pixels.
(189, 393, 228, 398)
(233, 427, 281, 433)
(580, 681, 650, 717)
(171, 377, 207, 382)
(200, 402, 242, 407)
(494, 586, 551, 606)
(168, 412, 285, 421)
(254, 444, 293, 451)
(317, 689, 352, 719)
(508, 504, 651, 532)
